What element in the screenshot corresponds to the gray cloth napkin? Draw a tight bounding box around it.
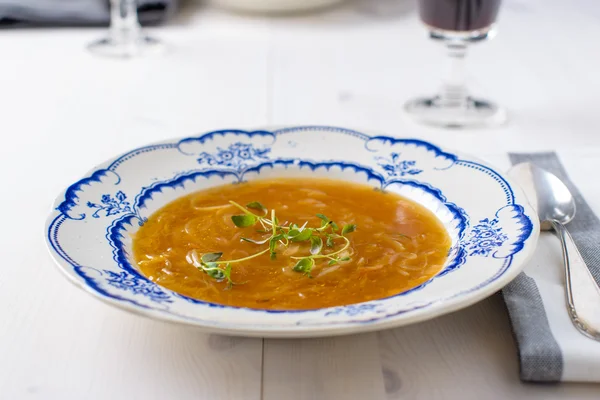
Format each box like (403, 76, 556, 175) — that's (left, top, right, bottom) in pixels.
(0, 0, 177, 26)
(503, 152, 600, 382)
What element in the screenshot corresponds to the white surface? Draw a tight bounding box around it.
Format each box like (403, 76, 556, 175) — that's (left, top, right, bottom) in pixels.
(1, 0, 600, 397)
(210, 0, 345, 13)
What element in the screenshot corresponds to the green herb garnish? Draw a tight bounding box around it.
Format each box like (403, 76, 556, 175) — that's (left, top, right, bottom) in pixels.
(341, 224, 357, 236)
(246, 201, 268, 215)
(187, 201, 356, 287)
(310, 236, 323, 255)
(187, 251, 237, 289)
(231, 214, 258, 227)
(293, 258, 315, 277)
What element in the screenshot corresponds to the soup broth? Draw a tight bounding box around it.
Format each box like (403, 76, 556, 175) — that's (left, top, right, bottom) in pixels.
(133, 178, 451, 310)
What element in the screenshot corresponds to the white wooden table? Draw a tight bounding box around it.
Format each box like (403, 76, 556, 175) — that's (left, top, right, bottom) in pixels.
(1, 0, 600, 398)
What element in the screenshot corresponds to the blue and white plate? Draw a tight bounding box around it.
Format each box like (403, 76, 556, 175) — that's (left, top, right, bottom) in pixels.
(45, 126, 539, 337)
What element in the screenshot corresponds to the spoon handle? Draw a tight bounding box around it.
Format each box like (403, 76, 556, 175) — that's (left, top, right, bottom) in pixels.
(551, 221, 600, 341)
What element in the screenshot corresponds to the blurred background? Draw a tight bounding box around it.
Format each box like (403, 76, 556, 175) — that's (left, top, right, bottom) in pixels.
(2, 0, 598, 166)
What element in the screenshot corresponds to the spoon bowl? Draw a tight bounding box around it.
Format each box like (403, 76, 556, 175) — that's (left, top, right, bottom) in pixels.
(509, 163, 576, 230)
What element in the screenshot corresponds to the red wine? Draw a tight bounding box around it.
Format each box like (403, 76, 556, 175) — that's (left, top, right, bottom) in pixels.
(419, 0, 501, 32)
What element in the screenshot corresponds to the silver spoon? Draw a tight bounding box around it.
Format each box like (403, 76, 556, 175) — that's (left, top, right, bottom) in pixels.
(509, 162, 600, 341)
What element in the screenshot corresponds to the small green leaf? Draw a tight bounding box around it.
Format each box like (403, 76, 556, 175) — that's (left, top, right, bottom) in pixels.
(205, 265, 225, 280)
(210, 270, 225, 280)
(241, 237, 270, 245)
(291, 228, 313, 242)
(328, 259, 338, 266)
(310, 236, 323, 255)
(287, 228, 301, 238)
(326, 235, 334, 248)
(246, 201, 267, 215)
(204, 262, 218, 269)
(330, 221, 339, 232)
(231, 214, 257, 227)
(316, 213, 330, 228)
(341, 224, 357, 236)
(340, 256, 351, 261)
(316, 213, 329, 222)
(293, 258, 314, 276)
(201, 252, 222, 263)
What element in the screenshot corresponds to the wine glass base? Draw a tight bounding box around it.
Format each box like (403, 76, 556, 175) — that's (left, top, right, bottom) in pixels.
(404, 96, 507, 128)
(87, 35, 164, 58)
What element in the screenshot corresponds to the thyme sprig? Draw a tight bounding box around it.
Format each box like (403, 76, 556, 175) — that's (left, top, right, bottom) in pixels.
(188, 201, 357, 286)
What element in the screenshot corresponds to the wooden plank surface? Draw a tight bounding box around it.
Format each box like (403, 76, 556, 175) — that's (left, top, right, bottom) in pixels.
(263, 333, 386, 400)
(379, 294, 600, 399)
(0, 266, 264, 399)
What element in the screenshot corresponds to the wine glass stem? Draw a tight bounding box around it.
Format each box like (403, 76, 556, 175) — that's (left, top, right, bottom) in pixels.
(109, 0, 141, 41)
(439, 41, 469, 108)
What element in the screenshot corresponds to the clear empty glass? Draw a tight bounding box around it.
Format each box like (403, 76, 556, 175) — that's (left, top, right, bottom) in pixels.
(405, 0, 506, 127)
(88, 0, 164, 58)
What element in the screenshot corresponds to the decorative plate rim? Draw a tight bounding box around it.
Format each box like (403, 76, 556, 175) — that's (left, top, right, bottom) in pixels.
(45, 126, 540, 337)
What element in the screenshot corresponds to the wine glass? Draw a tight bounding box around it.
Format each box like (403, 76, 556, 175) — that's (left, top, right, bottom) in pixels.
(88, 0, 164, 58)
(405, 0, 506, 127)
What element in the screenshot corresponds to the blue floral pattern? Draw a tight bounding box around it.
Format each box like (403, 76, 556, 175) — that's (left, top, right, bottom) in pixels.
(465, 218, 509, 257)
(376, 153, 423, 177)
(87, 191, 132, 218)
(196, 142, 270, 170)
(325, 303, 384, 317)
(104, 270, 172, 303)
